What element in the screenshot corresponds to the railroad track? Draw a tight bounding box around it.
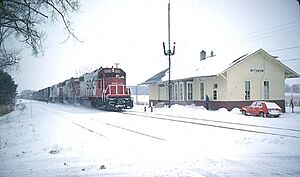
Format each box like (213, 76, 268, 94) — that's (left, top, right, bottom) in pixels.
(36, 102, 300, 140)
(88, 117, 166, 141)
(121, 111, 300, 139)
(38, 105, 107, 139)
(40, 104, 165, 141)
(60, 114, 166, 141)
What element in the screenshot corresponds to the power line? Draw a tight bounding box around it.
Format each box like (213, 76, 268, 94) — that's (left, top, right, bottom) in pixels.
(225, 20, 300, 46)
(228, 20, 300, 44)
(267, 46, 300, 61)
(228, 26, 300, 46)
(268, 45, 300, 52)
(280, 57, 300, 61)
(230, 20, 300, 41)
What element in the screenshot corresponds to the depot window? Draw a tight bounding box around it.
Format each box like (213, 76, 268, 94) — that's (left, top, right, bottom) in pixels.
(179, 82, 184, 101)
(264, 81, 269, 100)
(245, 81, 251, 100)
(213, 83, 218, 100)
(187, 82, 193, 101)
(200, 82, 205, 100)
(174, 83, 178, 101)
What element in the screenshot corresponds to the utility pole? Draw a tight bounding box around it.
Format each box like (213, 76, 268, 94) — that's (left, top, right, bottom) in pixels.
(163, 0, 176, 108)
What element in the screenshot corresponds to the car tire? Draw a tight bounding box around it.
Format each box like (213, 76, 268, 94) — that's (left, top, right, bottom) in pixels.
(241, 110, 246, 115)
(259, 112, 265, 117)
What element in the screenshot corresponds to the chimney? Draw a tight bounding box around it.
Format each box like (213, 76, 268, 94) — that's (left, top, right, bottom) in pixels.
(200, 50, 206, 60)
(210, 50, 215, 57)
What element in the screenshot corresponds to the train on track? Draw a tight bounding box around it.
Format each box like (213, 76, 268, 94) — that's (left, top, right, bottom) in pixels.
(32, 66, 133, 111)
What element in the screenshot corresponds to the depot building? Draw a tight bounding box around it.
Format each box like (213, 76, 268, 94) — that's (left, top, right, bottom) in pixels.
(142, 48, 299, 112)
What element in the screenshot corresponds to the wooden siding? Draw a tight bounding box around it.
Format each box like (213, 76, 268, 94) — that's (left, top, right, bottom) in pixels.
(226, 51, 285, 101)
(149, 99, 286, 113)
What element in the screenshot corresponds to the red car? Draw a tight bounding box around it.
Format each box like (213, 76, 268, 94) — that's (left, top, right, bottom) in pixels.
(241, 101, 282, 118)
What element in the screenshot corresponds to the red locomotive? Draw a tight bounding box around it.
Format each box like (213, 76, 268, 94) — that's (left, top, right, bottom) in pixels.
(33, 66, 133, 111)
(80, 66, 133, 110)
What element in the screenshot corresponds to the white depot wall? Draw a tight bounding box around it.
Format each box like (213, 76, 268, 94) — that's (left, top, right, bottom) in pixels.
(227, 51, 285, 101)
(149, 84, 159, 100)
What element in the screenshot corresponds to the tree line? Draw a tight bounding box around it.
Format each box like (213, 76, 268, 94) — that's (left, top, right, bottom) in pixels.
(0, 0, 80, 115)
(285, 84, 300, 93)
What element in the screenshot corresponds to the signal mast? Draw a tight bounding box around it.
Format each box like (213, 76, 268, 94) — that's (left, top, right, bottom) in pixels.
(163, 0, 176, 108)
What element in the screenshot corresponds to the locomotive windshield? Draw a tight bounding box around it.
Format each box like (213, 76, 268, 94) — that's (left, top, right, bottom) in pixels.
(100, 68, 125, 78)
(105, 72, 124, 78)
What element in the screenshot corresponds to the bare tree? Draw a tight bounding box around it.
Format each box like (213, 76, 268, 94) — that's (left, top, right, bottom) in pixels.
(75, 65, 94, 77)
(0, 46, 20, 71)
(0, 0, 80, 70)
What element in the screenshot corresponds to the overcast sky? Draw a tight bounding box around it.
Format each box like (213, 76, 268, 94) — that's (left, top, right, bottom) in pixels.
(11, 0, 300, 92)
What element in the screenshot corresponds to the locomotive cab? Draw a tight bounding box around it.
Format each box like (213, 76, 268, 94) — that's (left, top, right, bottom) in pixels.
(96, 67, 133, 110)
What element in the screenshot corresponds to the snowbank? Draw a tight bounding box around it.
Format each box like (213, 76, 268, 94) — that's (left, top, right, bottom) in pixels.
(1, 100, 300, 176)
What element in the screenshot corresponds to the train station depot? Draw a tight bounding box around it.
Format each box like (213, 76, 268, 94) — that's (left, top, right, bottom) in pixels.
(142, 48, 299, 112)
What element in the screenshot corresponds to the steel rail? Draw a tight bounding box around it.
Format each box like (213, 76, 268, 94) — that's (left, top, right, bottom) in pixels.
(122, 112, 300, 139)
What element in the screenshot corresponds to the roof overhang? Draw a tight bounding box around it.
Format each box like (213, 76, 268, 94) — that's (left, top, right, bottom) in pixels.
(280, 62, 300, 78)
(140, 68, 169, 85)
(141, 49, 299, 85)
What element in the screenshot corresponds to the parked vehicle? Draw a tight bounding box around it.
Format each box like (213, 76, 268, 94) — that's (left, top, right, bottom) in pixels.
(241, 101, 282, 117)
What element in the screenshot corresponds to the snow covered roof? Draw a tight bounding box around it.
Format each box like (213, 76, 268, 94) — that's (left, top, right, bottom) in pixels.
(142, 48, 299, 84)
(140, 68, 169, 85)
(141, 50, 250, 84)
(169, 52, 248, 80)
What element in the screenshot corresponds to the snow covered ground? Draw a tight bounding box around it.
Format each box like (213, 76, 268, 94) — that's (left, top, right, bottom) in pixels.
(1, 100, 300, 177)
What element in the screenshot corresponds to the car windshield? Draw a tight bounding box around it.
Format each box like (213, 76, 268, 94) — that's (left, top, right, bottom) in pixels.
(256, 102, 262, 107)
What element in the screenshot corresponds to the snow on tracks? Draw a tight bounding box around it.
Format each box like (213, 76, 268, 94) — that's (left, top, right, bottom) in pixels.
(40, 104, 165, 141)
(89, 117, 166, 141)
(122, 111, 300, 139)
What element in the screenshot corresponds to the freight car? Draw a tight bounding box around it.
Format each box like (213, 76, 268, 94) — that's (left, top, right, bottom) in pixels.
(32, 87, 50, 102)
(32, 66, 133, 111)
